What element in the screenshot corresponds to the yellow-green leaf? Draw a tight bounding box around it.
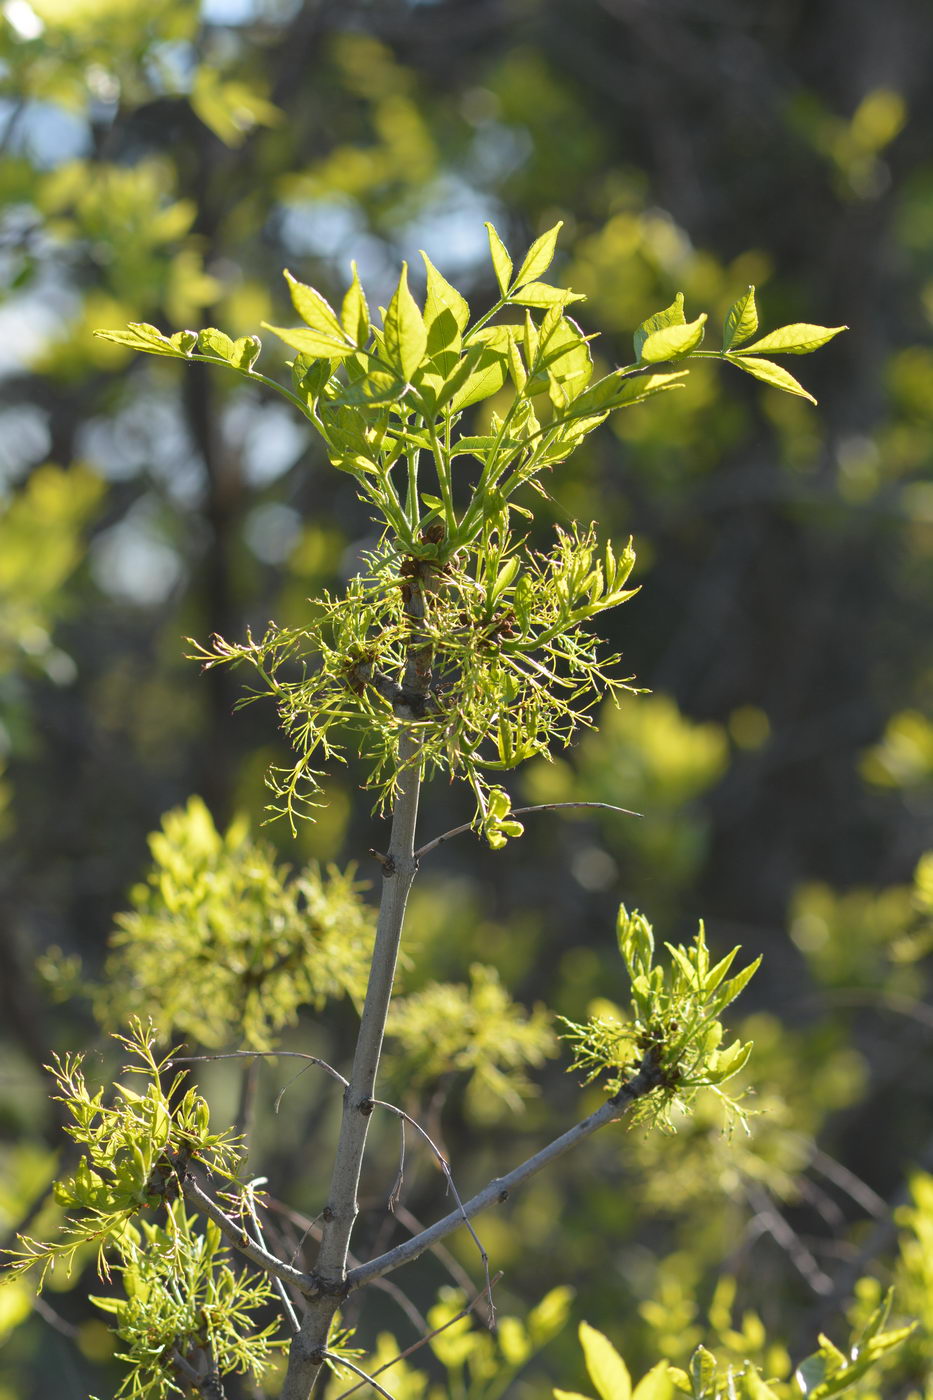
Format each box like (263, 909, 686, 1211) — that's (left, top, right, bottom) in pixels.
(633, 294, 685, 360)
(639, 314, 707, 363)
(93, 323, 184, 358)
(341, 262, 370, 348)
(283, 270, 349, 344)
(262, 323, 354, 359)
(740, 322, 848, 355)
(722, 286, 758, 351)
(512, 281, 585, 308)
(727, 354, 817, 403)
(632, 1362, 673, 1400)
(198, 328, 235, 361)
(514, 220, 563, 288)
(231, 335, 261, 370)
(742, 1367, 781, 1400)
(485, 221, 513, 296)
(579, 1322, 631, 1400)
(171, 330, 198, 355)
(421, 250, 470, 360)
(383, 263, 427, 381)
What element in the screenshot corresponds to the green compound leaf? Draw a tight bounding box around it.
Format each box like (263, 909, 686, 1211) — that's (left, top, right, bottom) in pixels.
(740, 322, 848, 355)
(722, 285, 759, 350)
(284, 269, 349, 344)
(741, 1368, 781, 1400)
(421, 249, 471, 360)
(639, 313, 707, 364)
(579, 1322, 632, 1400)
(513, 220, 563, 289)
(564, 369, 687, 420)
(485, 220, 514, 295)
(197, 329, 261, 370)
(726, 354, 817, 404)
(263, 322, 354, 360)
(632, 1363, 674, 1400)
(341, 261, 371, 348)
(512, 281, 585, 308)
(633, 293, 685, 360)
(442, 330, 511, 412)
(94, 323, 190, 358)
(482, 786, 525, 849)
(172, 329, 199, 355)
(382, 262, 428, 381)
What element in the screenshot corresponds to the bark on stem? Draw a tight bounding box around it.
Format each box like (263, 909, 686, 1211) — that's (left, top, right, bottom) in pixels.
(344, 1053, 663, 1293)
(280, 732, 422, 1400)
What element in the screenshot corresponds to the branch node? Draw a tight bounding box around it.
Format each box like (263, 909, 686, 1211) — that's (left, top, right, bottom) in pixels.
(359, 1098, 375, 1117)
(370, 849, 396, 876)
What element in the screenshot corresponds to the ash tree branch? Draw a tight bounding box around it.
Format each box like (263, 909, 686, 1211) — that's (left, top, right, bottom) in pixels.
(322, 1351, 399, 1400)
(181, 1174, 315, 1294)
(346, 1052, 663, 1292)
(415, 801, 641, 860)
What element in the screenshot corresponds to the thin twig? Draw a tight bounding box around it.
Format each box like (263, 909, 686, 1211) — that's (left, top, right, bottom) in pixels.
(414, 801, 641, 859)
(806, 1144, 887, 1217)
(182, 1174, 314, 1294)
(168, 1050, 349, 1089)
(387, 1117, 406, 1214)
(242, 1177, 301, 1335)
(346, 1053, 663, 1292)
(234, 1056, 260, 1149)
(743, 1180, 833, 1296)
(332, 1275, 503, 1400)
(31, 1294, 79, 1339)
(373, 1097, 495, 1327)
(322, 1351, 399, 1400)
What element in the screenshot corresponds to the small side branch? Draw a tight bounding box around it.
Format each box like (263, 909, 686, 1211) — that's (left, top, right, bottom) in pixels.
(182, 1174, 315, 1294)
(415, 801, 641, 860)
(373, 1097, 494, 1325)
(168, 1050, 349, 1090)
(321, 1352, 399, 1400)
(346, 1053, 662, 1292)
(332, 1275, 501, 1400)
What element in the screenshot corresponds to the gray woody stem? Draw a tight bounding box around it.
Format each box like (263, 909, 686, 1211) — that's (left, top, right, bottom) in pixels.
(280, 731, 422, 1400)
(344, 1052, 663, 1293)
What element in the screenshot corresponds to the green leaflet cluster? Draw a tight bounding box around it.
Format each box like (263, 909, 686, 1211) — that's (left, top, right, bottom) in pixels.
(384, 963, 556, 1118)
(95, 224, 844, 839)
(6, 1022, 243, 1287)
(91, 1210, 284, 1400)
(97, 796, 375, 1051)
(555, 1299, 913, 1400)
(560, 906, 760, 1131)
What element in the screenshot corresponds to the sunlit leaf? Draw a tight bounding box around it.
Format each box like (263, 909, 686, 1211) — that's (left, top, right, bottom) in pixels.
(740, 323, 847, 356)
(341, 262, 370, 348)
(382, 263, 427, 381)
(726, 354, 817, 403)
(485, 221, 513, 295)
(639, 314, 707, 364)
(722, 286, 759, 350)
(633, 294, 685, 360)
(513, 220, 563, 288)
(579, 1322, 631, 1400)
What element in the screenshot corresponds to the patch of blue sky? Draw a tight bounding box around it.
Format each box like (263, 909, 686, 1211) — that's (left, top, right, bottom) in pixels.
(0, 96, 90, 168)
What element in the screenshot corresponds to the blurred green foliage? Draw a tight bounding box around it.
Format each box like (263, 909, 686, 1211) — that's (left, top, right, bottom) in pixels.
(2, 0, 933, 1396)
